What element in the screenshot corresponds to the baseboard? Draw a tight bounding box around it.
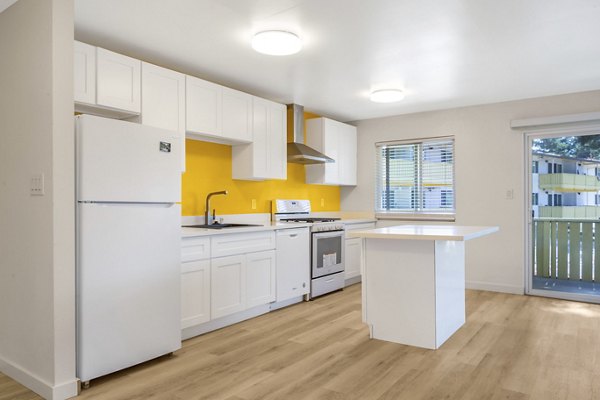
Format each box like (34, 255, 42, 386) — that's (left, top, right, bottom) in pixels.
(270, 296, 304, 311)
(345, 275, 362, 287)
(466, 280, 524, 295)
(181, 304, 271, 341)
(0, 356, 78, 400)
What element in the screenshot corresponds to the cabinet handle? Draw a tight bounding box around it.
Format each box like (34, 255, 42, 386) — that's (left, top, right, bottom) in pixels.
(289, 234, 298, 238)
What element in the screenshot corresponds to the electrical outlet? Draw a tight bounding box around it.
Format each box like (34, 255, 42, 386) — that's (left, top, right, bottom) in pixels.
(251, 199, 257, 210)
(30, 174, 45, 196)
(321, 198, 325, 207)
(506, 189, 514, 200)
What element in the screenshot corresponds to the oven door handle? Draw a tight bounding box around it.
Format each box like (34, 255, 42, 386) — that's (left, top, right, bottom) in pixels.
(312, 230, 345, 239)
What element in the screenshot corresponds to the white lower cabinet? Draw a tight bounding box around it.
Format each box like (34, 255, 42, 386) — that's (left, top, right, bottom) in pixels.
(210, 250, 276, 319)
(344, 237, 362, 280)
(344, 222, 376, 282)
(211, 255, 246, 319)
(246, 250, 276, 308)
(181, 260, 211, 328)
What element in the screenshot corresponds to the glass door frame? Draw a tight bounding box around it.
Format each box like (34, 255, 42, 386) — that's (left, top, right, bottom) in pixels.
(525, 123, 600, 303)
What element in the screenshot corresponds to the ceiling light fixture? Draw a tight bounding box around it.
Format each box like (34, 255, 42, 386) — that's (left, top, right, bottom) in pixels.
(252, 30, 302, 56)
(370, 89, 405, 103)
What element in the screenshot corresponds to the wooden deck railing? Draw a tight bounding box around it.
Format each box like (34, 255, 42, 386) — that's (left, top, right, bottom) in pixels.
(533, 219, 600, 282)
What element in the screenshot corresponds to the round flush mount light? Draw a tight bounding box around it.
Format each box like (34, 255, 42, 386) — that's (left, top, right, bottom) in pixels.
(370, 89, 405, 103)
(251, 30, 302, 56)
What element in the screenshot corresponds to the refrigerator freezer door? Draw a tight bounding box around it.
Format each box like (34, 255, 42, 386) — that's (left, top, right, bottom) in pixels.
(76, 114, 181, 203)
(77, 202, 181, 382)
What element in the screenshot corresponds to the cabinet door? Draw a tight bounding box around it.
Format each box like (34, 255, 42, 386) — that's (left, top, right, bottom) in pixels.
(211, 255, 246, 319)
(232, 97, 286, 181)
(246, 250, 276, 308)
(74, 41, 96, 105)
(181, 260, 211, 328)
(344, 237, 362, 280)
(338, 124, 357, 186)
(323, 119, 340, 184)
(141, 62, 186, 171)
(185, 75, 222, 136)
(252, 97, 269, 177)
(267, 102, 287, 180)
(222, 87, 252, 143)
(96, 48, 141, 113)
(276, 228, 310, 302)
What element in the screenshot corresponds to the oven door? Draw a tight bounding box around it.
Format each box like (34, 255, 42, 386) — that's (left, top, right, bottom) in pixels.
(312, 230, 345, 278)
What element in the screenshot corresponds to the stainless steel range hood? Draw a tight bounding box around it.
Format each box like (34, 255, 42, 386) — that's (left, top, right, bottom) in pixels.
(287, 104, 334, 164)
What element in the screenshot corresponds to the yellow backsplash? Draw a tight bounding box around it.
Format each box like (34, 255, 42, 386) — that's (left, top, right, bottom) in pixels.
(181, 131, 341, 216)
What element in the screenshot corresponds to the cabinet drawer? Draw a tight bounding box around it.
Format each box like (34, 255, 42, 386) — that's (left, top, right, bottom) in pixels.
(344, 222, 376, 231)
(211, 231, 275, 258)
(181, 236, 211, 262)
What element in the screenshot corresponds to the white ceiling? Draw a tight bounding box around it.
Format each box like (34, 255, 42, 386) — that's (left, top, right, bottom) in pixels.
(75, 0, 600, 122)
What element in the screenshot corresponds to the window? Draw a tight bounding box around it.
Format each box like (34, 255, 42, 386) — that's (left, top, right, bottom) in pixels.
(554, 163, 563, 173)
(554, 194, 562, 206)
(532, 193, 538, 206)
(375, 137, 454, 217)
(595, 194, 600, 205)
(532, 161, 539, 174)
(548, 193, 553, 206)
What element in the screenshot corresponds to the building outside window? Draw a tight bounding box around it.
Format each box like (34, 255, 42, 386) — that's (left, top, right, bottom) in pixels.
(532, 193, 538, 206)
(375, 137, 454, 218)
(532, 161, 539, 173)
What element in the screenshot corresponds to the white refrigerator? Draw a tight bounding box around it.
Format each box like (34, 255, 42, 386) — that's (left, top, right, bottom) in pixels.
(76, 115, 182, 383)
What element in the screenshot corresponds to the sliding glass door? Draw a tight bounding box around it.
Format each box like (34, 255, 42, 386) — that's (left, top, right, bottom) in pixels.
(527, 127, 600, 302)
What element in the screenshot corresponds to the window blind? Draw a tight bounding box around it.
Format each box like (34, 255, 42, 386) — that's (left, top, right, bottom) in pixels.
(375, 137, 455, 215)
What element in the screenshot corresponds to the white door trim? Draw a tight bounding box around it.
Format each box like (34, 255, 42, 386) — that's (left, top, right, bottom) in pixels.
(524, 123, 600, 300)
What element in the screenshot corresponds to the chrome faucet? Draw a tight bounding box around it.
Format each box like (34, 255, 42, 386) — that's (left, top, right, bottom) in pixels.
(205, 190, 228, 225)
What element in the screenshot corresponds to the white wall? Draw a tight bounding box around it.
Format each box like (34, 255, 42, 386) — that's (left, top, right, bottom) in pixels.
(0, 1, 76, 399)
(342, 90, 600, 294)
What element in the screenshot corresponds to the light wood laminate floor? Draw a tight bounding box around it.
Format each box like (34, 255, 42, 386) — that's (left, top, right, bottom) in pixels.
(2, 284, 600, 400)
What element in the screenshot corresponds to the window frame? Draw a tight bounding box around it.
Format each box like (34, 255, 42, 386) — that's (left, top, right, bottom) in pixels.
(375, 136, 455, 221)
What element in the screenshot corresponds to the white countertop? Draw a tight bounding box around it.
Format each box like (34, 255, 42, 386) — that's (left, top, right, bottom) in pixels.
(348, 225, 499, 241)
(181, 218, 377, 238)
(181, 222, 309, 237)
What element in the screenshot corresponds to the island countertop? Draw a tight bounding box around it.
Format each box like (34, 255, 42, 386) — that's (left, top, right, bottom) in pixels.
(348, 225, 499, 241)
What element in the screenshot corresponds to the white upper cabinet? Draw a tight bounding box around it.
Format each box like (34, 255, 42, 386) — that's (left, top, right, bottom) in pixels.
(338, 123, 357, 185)
(96, 48, 141, 114)
(221, 87, 252, 143)
(186, 77, 253, 145)
(74, 41, 96, 105)
(141, 62, 186, 171)
(185, 75, 222, 138)
(74, 42, 141, 117)
(232, 97, 286, 181)
(305, 118, 357, 186)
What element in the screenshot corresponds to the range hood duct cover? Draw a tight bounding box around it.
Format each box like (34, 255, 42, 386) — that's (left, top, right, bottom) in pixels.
(287, 104, 334, 165)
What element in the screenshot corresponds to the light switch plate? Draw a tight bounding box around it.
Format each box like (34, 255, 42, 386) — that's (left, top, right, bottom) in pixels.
(30, 173, 45, 196)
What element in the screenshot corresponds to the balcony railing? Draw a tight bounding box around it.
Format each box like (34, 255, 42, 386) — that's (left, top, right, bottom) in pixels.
(533, 219, 600, 282)
(538, 173, 600, 192)
(539, 206, 600, 219)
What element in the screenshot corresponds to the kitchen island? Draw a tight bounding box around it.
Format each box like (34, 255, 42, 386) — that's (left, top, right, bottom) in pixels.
(349, 225, 499, 349)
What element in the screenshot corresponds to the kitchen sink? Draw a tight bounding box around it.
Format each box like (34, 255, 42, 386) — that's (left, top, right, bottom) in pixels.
(183, 223, 263, 230)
